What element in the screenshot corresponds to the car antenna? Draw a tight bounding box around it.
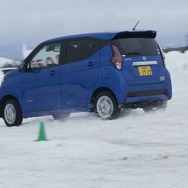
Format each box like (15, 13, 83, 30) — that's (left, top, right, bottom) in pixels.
(132, 21, 140, 30)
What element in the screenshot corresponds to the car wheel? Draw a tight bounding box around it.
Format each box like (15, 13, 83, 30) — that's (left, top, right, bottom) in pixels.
(52, 113, 70, 121)
(143, 100, 168, 113)
(94, 92, 120, 119)
(3, 99, 23, 127)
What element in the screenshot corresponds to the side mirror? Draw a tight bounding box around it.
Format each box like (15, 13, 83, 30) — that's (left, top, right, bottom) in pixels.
(19, 62, 27, 72)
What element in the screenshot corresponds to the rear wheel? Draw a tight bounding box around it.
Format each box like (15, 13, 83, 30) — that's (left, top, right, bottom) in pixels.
(3, 99, 23, 127)
(52, 113, 70, 121)
(94, 92, 120, 119)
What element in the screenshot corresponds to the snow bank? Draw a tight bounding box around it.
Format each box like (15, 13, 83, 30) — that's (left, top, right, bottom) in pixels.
(0, 56, 21, 67)
(0, 51, 188, 188)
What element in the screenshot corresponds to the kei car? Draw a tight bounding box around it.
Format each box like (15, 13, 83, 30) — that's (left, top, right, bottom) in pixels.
(0, 30, 172, 126)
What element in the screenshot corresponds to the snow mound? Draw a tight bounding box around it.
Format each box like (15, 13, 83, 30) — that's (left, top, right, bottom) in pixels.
(0, 56, 21, 67)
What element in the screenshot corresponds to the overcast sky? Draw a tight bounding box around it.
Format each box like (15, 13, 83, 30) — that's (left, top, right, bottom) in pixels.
(0, 0, 188, 48)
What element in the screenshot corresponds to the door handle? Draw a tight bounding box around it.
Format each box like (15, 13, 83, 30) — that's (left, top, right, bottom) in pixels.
(88, 61, 95, 67)
(50, 70, 58, 75)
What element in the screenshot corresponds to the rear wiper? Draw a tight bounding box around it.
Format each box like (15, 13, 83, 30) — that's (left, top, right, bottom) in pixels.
(124, 52, 140, 56)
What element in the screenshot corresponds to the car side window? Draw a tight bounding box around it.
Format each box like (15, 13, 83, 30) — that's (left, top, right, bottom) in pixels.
(66, 39, 98, 64)
(29, 43, 61, 70)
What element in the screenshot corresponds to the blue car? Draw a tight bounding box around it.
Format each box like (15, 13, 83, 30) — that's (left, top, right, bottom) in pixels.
(0, 30, 172, 126)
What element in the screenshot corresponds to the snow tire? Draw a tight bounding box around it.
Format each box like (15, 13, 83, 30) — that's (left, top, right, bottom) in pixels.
(3, 99, 23, 127)
(94, 92, 120, 119)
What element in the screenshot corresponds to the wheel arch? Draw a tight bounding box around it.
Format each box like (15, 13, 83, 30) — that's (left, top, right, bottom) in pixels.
(90, 87, 118, 111)
(0, 95, 22, 117)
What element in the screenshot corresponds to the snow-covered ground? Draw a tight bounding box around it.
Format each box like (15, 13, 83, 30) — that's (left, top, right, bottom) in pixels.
(0, 51, 188, 188)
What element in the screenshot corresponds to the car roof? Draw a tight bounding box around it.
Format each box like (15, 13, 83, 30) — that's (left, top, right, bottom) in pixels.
(44, 30, 157, 43)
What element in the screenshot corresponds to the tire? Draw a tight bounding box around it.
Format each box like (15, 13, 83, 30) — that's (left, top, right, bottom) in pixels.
(143, 100, 168, 113)
(3, 99, 23, 127)
(94, 92, 120, 119)
(52, 113, 70, 121)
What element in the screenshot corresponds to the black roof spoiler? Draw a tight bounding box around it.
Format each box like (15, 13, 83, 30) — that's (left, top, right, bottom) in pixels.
(112, 30, 157, 39)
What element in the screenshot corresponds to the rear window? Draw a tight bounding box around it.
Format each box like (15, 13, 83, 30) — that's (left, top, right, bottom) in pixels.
(112, 38, 160, 57)
(66, 39, 98, 63)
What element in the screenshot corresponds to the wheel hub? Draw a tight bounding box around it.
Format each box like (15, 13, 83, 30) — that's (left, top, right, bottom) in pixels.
(4, 104, 16, 124)
(97, 96, 113, 119)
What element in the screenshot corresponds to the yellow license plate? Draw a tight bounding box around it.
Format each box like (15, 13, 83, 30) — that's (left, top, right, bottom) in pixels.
(138, 66, 152, 76)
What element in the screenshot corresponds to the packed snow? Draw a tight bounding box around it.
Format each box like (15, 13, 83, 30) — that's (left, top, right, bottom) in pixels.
(0, 51, 188, 188)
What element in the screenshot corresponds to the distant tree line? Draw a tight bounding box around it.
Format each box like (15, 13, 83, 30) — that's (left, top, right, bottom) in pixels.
(163, 46, 188, 53)
(163, 35, 188, 53)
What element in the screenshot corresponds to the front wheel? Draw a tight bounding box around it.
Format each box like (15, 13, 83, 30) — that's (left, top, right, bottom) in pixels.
(94, 92, 120, 119)
(3, 99, 23, 127)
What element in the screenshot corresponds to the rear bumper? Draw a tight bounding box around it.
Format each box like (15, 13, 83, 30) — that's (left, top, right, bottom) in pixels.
(123, 89, 171, 104)
(118, 69, 172, 105)
(119, 89, 171, 109)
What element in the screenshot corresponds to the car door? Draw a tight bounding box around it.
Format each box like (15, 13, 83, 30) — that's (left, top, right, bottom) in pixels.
(21, 42, 63, 112)
(61, 38, 100, 111)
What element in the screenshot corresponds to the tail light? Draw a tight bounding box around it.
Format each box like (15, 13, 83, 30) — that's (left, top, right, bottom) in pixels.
(111, 45, 123, 70)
